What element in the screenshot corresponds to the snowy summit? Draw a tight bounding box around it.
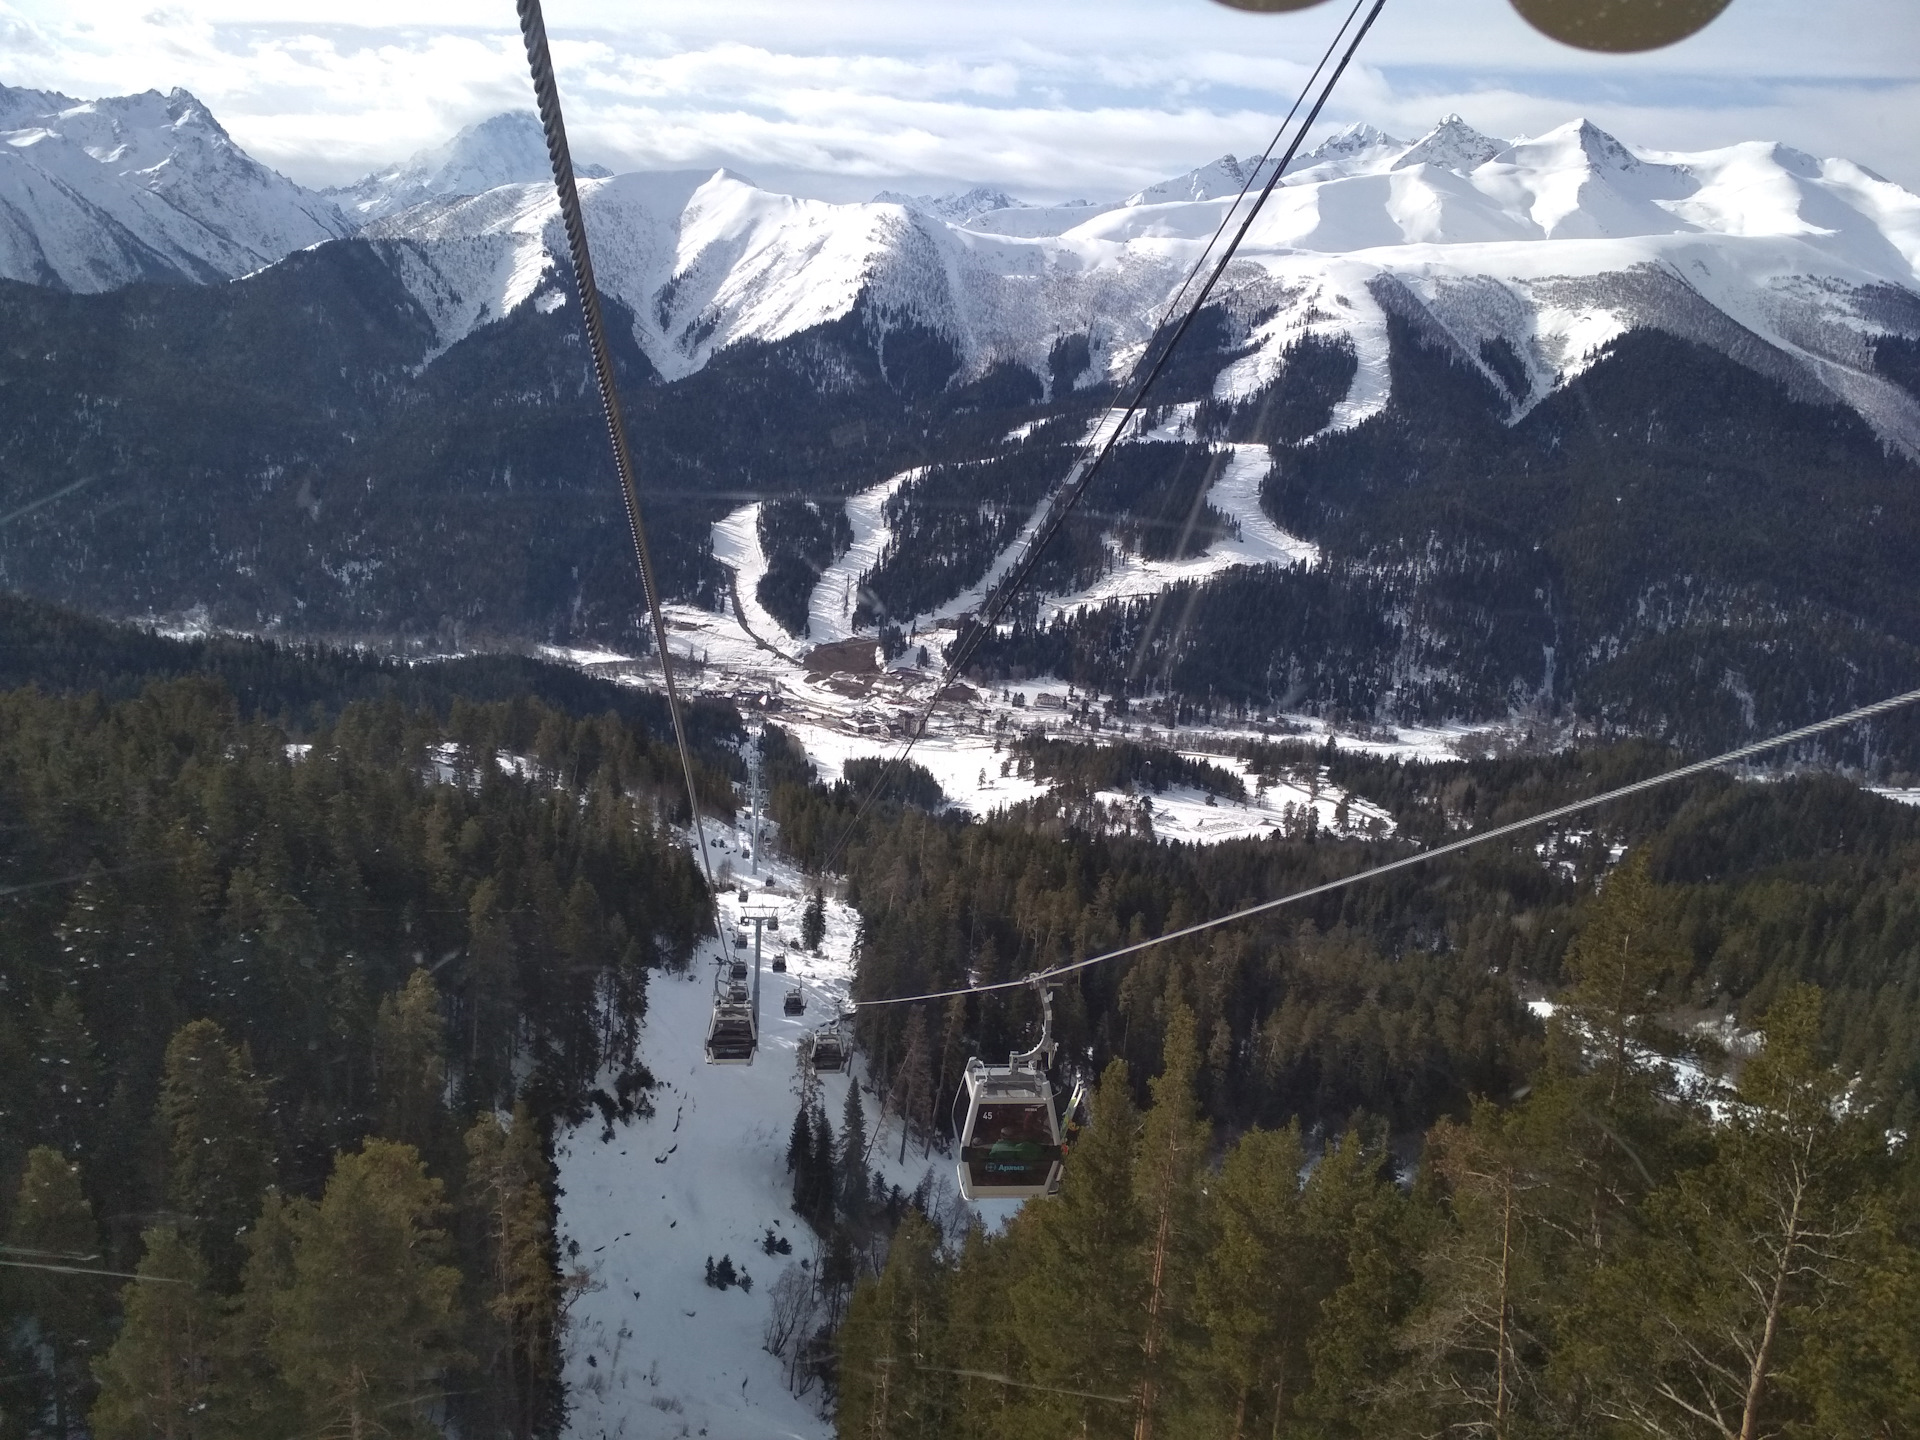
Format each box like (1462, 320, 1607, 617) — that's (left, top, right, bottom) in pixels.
(325, 111, 612, 223)
(0, 83, 347, 291)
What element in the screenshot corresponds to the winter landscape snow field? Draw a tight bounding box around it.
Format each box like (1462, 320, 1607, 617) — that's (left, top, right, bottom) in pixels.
(557, 834, 960, 1440)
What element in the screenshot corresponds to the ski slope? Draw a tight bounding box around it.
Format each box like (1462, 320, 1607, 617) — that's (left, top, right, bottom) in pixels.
(5, 89, 1917, 447)
(559, 838, 964, 1440)
(711, 502, 800, 660)
(1038, 442, 1320, 623)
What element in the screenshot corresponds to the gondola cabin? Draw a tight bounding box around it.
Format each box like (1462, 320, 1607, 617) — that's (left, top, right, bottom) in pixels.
(704, 1004, 755, 1064)
(783, 986, 805, 1015)
(771, 954, 786, 972)
(810, 1030, 848, 1073)
(730, 958, 749, 981)
(957, 1060, 1063, 1200)
(733, 931, 749, 950)
(727, 981, 749, 1004)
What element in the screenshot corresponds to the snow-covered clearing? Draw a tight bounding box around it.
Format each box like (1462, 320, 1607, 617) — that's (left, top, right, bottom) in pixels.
(807, 471, 915, 644)
(772, 711, 1050, 816)
(711, 502, 800, 660)
(1038, 443, 1319, 622)
(1120, 750, 1394, 844)
(559, 839, 961, 1440)
(541, 644, 647, 670)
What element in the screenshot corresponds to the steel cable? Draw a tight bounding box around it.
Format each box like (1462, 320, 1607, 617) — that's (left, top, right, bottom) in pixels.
(815, 0, 1388, 875)
(515, 0, 729, 956)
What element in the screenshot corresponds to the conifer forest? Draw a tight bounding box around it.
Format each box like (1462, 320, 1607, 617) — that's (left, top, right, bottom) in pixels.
(2, 1, 1919, 1431)
(2, 583, 1918, 1436)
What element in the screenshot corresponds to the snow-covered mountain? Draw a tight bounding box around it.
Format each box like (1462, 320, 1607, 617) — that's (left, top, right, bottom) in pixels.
(325, 111, 610, 224)
(358, 114, 1920, 451)
(5, 87, 1914, 453)
(871, 184, 1030, 225)
(0, 84, 348, 291)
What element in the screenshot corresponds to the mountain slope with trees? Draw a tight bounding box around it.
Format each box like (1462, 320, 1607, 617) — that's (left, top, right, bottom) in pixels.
(0, 613, 739, 1436)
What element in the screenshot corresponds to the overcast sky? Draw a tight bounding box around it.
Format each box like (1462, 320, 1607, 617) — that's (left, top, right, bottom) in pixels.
(2, 0, 1916, 199)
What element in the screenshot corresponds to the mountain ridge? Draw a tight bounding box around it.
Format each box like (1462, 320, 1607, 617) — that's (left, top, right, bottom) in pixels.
(334, 113, 1920, 453)
(2, 87, 1920, 761)
(325, 110, 613, 223)
(1, 82, 1914, 459)
(0, 82, 348, 290)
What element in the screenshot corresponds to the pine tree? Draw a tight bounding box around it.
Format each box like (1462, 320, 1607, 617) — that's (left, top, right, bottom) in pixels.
(89, 1228, 220, 1440)
(99, 1073, 166, 1268)
(1130, 1003, 1209, 1440)
(159, 1021, 274, 1288)
(465, 1105, 560, 1440)
(218, 1192, 304, 1438)
(269, 1140, 464, 1440)
(837, 1210, 947, 1439)
(786, 1102, 812, 1179)
(373, 970, 448, 1159)
(6, 1148, 109, 1438)
(1578, 986, 1896, 1440)
(1006, 1059, 1143, 1438)
(839, 1082, 870, 1222)
(1395, 1102, 1551, 1440)
(463, 879, 520, 1109)
(805, 1103, 837, 1231)
(34, 995, 102, 1162)
(941, 1223, 1021, 1440)
(786, 1101, 822, 1227)
(1792, 1188, 1920, 1438)
(889, 1009, 933, 1164)
(1193, 1123, 1318, 1440)
(1294, 1127, 1420, 1440)
(1561, 849, 1685, 1102)
(802, 888, 826, 952)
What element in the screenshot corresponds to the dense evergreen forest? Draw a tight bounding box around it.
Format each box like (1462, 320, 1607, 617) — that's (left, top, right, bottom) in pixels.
(3, 601, 1918, 1438)
(773, 730, 1920, 1135)
(752, 725, 1920, 1435)
(977, 312, 1920, 767)
(5, 240, 1918, 762)
(0, 606, 741, 1438)
(856, 446, 1071, 627)
(836, 987, 1918, 1440)
(0, 255, 1082, 649)
(758, 498, 855, 637)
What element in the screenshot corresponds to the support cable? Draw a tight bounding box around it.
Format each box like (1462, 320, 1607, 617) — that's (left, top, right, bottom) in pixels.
(1136, 0, 1368, 365)
(515, 0, 728, 954)
(849, 683, 1920, 1010)
(816, 0, 1387, 875)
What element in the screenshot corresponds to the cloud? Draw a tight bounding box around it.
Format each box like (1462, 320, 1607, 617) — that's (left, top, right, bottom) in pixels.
(0, 0, 1914, 197)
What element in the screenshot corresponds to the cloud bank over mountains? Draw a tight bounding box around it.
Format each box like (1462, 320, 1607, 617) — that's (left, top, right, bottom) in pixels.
(0, 0, 1913, 202)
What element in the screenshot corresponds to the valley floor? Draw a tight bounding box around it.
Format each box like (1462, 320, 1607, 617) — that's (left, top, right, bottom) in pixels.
(544, 449, 1486, 839)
